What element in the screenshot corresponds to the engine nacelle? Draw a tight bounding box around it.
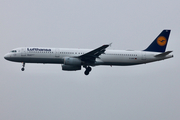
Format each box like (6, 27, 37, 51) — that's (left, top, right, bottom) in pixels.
(62, 64, 81, 71)
(64, 57, 82, 65)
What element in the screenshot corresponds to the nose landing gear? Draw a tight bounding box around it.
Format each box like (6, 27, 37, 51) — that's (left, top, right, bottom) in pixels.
(84, 66, 92, 75)
(21, 62, 25, 71)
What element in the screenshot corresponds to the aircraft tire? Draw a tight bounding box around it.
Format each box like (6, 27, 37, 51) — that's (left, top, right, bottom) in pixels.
(84, 67, 92, 75)
(87, 67, 92, 72)
(84, 71, 89, 75)
(21, 68, 25, 71)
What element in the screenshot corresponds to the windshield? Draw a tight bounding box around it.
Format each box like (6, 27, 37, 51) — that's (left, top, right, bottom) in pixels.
(11, 50, 17, 53)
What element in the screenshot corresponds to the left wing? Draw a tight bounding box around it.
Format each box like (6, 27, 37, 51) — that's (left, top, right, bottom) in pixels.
(78, 43, 111, 64)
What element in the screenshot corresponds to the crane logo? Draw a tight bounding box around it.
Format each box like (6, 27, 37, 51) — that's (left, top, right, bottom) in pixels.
(157, 36, 167, 46)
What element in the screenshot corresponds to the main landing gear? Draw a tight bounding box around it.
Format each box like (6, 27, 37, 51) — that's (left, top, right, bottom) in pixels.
(21, 62, 25, 71)
(84, 66, 92, 75)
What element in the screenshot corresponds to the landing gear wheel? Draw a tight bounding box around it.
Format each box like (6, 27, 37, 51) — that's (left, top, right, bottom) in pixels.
(84, 66, 92, 75)
(84, 70, 89, 75)
(87, 67, 92, 72)
(21, 62, 25, 71)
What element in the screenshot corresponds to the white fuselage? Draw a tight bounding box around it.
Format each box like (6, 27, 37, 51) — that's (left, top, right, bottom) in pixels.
(4, 30, 173, 75)
(4, 47, 173, 66)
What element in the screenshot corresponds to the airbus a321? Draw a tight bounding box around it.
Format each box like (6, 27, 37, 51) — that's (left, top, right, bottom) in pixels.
(4, 30, 173, 75)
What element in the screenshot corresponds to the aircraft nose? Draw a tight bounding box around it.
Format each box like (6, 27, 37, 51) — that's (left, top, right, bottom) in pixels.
(4, 53, 10, 60)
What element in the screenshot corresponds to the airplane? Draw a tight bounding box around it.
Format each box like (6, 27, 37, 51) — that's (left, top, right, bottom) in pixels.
(4, 30, 173, 75)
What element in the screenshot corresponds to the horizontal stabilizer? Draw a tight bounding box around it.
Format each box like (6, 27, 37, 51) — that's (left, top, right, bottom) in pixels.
(155, 51, 173, 57)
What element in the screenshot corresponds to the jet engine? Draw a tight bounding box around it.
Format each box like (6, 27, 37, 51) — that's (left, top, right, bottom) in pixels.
(62, 64, 81, 71)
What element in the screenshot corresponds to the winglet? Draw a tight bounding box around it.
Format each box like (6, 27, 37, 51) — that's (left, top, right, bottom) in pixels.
(103, 43, 112, 47)
(109, 43, 112, 47)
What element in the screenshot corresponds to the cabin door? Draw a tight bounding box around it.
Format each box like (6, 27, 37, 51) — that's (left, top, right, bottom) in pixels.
(55, 49, 60, 57)
(21, 48, 26, 56)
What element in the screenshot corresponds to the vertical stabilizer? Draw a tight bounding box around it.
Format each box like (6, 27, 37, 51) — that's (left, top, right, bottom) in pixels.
(144, 30, 171, 52)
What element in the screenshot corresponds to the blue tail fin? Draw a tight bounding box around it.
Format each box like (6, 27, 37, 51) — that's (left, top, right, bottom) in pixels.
(144, 30, 171, 52)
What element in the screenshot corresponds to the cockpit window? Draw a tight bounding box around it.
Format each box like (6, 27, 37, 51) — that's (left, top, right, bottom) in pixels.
(11, 50, 17, 53)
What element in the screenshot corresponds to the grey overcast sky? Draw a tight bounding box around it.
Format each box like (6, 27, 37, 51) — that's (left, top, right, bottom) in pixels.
(1, 0, 180, 120)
